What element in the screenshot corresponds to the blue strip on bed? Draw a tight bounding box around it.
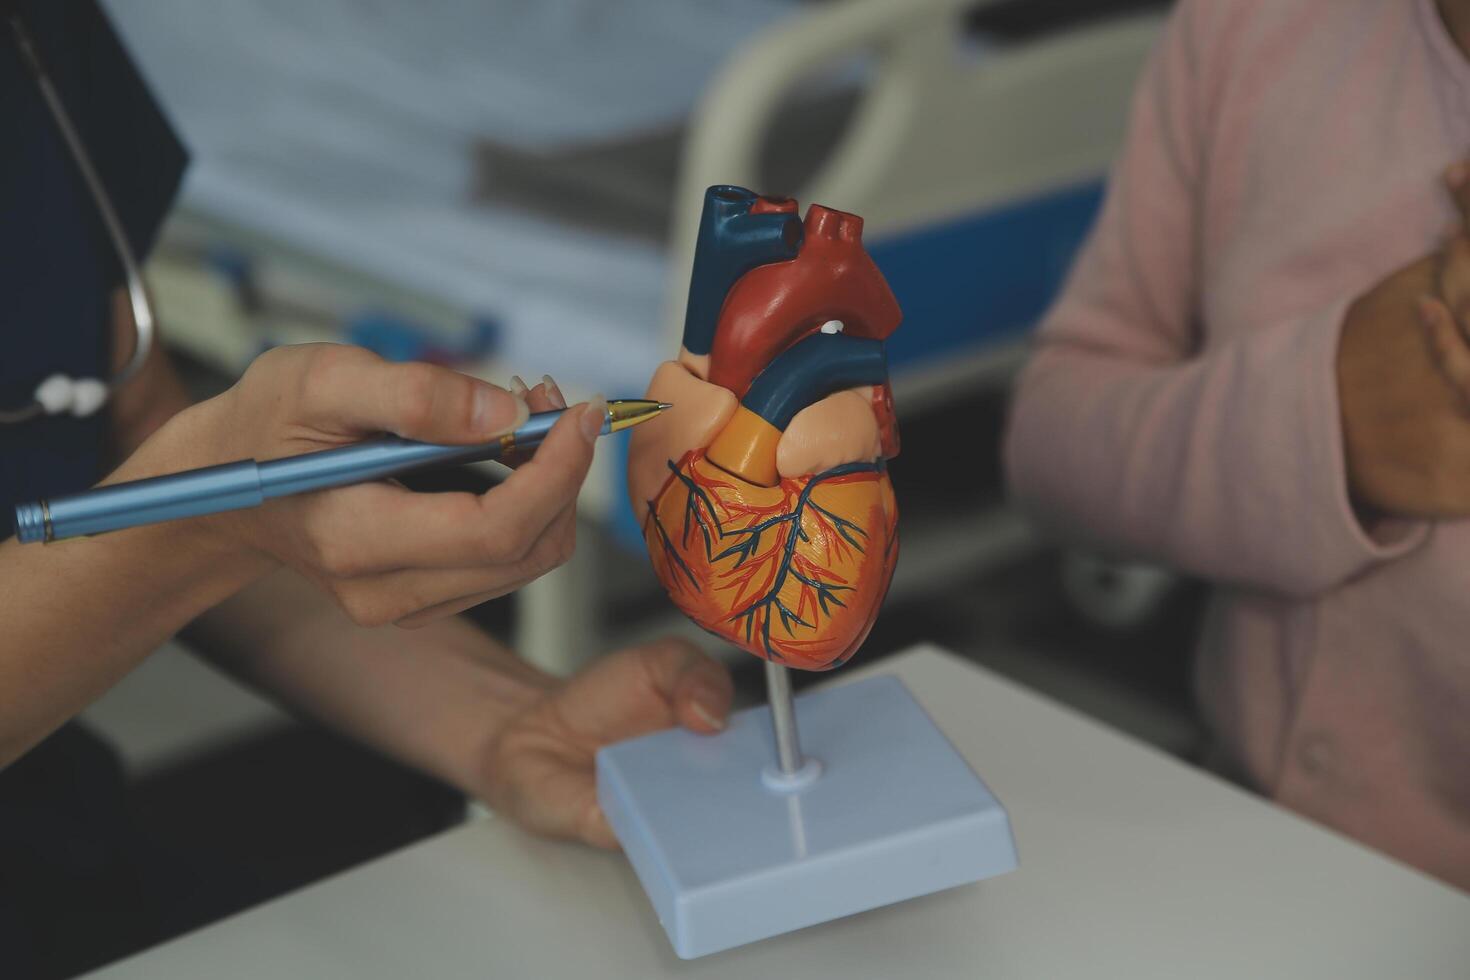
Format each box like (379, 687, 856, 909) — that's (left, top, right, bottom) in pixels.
(869, 178, 1105, 369)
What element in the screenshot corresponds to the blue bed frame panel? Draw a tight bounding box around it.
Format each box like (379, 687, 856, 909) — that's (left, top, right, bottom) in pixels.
(870, 178, 1105, 369)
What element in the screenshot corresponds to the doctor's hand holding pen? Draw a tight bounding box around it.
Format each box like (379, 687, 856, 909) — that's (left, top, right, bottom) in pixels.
(3, 338, 734, 850)
(157, 343, 600, 628)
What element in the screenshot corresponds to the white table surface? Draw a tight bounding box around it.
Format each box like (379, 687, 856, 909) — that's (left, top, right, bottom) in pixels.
(88, 645, 1470, 979)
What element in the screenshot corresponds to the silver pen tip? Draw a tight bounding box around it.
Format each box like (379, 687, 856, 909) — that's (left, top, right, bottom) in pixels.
(657, 403, 673, 411)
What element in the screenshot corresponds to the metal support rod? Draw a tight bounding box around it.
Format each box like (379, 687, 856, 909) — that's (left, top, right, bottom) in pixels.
(764, 660, 804, 775)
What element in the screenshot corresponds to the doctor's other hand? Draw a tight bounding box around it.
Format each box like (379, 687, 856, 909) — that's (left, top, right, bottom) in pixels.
(122, 343, 596, 626)
(479, 638, 734, 849)
(1338, 249, 1470, 520)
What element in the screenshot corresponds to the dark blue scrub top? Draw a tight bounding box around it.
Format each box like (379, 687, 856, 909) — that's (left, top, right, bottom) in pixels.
(1, 6, 188, 974)
(0, 0, 186, 536)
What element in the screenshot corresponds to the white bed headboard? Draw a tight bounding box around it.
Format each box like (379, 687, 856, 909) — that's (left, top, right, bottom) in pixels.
(664, 0, 1164, 344)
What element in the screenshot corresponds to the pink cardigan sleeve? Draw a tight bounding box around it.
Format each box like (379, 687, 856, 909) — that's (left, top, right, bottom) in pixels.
(1002, 0, 1425, 598)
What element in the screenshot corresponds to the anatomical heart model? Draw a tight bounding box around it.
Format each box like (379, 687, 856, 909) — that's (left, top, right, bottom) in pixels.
(630, 185, 902, 671)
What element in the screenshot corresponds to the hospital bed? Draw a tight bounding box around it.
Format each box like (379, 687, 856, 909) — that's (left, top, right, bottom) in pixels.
(105, 0, 1163, 675)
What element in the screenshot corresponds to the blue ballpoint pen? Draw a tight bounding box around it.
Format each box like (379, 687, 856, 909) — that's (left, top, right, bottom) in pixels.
(13, 399, 670, 544)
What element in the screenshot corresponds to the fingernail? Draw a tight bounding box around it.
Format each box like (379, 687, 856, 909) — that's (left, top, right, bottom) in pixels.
(691, 700, 726, 731)
(1449, 162, 1469, 189)
(579, 394, 606, 443)
(475, 385, 528, 436)
(509, 375, 530, 398)
(542, 374, 567, 410)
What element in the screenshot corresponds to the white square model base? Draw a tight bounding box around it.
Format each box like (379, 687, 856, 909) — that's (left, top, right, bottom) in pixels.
(596, 674, 1018, 959)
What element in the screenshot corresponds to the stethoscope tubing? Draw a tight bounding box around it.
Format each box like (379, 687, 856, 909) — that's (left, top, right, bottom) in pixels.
(0, 10, 153, 424)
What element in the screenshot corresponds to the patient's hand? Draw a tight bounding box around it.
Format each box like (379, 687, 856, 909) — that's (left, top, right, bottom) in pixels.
(1420, 233, 1470, 404)
(1332, 159, 1470, 520)
(1418, 164, 1470, 402)
(1339, 250, 1470, 518)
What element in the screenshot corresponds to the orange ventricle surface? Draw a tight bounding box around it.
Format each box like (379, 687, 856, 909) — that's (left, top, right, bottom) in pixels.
(645, 450, 898, 671)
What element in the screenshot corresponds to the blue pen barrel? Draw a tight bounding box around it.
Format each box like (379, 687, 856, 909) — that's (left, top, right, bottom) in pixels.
(258, 412, 564, 497)
(10, 409, 579, 544)
(14, 461, 263, 543)
(257, 439, 488, 497)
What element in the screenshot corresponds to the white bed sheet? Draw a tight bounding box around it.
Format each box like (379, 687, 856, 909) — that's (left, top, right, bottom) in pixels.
(103, 0, 798, 390)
